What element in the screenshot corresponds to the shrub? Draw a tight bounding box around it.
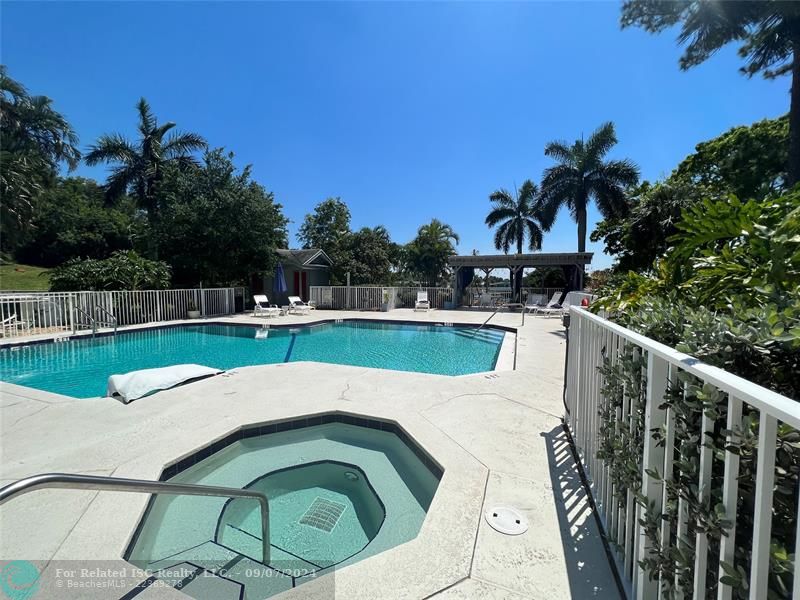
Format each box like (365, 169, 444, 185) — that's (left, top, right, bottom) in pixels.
(49, 250, 171, 291)
(592, 190, 800, 597)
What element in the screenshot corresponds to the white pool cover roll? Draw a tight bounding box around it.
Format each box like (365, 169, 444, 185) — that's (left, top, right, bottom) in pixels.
(107, 364, 223, 403)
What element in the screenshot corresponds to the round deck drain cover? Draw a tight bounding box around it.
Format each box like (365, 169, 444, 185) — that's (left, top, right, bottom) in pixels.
(485, 505, 528, 535)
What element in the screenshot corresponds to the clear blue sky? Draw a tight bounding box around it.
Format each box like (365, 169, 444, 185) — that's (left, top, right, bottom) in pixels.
(2, 1, 788, 269)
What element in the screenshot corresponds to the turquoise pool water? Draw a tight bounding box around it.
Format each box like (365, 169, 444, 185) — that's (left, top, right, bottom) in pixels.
(127, 423, 440, 598)
(0, 321, 505, 398)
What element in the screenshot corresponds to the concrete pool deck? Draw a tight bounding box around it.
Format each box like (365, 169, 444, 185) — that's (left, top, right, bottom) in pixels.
(0, 309, 621, 599)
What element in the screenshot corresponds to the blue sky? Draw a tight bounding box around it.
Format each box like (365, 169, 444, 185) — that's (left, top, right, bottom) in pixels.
(2, 1, 788, 269)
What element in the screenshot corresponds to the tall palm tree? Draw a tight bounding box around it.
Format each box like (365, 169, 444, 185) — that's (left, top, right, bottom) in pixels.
(539, 122, 639, 253)
(485, 180, 548, 254)
(85, 98, 206, 225)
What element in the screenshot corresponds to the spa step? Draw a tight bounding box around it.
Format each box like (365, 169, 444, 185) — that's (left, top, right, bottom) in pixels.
(219, 523, 324, 577)
(148, 541, 293, 599)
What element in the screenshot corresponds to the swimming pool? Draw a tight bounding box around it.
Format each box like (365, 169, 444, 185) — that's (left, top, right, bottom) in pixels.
(126, 419, 441, 598)
(0, 320, 506, 398)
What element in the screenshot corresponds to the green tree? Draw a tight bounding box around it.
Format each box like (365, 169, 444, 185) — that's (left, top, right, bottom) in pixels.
(621, 0, 800, 184)
(485, 180, 549, 254)
(0, 66, 80, 250)
(592, 116, 789, 272)
(297, 197, 352, 284)
(342, 226, 394, 284)
(84, 97, 206, 247)
(405, 219, 460, 285)
(539, 121, 639, 253)
(16, 177, 138, 267)
(156, 149, 288, 286)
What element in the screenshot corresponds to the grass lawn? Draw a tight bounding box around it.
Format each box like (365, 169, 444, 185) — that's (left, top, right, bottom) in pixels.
(0, 263, 50, 291)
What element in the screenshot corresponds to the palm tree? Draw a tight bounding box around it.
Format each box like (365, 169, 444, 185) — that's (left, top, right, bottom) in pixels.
(85, 98, 206, 226)
(406, 219, 460, 285)
(1, 66, 80, 248)
(621, 1, 800, 184)
(539, 122, 639, 253)
(485, 180, 548, 254)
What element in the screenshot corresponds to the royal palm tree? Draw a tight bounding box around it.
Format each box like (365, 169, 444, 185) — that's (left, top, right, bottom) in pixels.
(539, 122, 639, 253)
(621, 1, 800, 184)
(85, 98, 206, 227)
(485, 180, 548, 254)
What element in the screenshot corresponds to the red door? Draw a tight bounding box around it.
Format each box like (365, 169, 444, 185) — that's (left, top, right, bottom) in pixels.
(293, 272, 300, 297)
(301, 272, 308, 301)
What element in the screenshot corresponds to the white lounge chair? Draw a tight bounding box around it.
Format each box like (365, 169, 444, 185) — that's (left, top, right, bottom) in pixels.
(287, 296, 312, 315)
(524, 294, 547, 313)
(253, 295, 281, 318)
(0, 313, 29, 336)
(414, 291, 430, 312)
(532, 292, 564, 317)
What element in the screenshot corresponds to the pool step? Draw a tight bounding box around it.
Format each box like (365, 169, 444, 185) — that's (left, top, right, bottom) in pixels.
(220, 523, 325, 577)
(147, 541, 293, 600)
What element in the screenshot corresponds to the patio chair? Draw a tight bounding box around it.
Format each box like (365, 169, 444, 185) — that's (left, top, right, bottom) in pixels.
(287, 296, 312, 315)
(479, 293, 493, 308)
(532, 292, 564, 317)
(0, 313, 29, 336)
(524, 294, 547, 313)
(253, 295, 281, 318)
(414, 291, 430, 312)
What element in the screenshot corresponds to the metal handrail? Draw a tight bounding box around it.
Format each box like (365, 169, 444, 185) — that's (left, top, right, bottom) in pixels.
(73, 306, 97, 336)
(0, 473, 270, 564)
(94, 305, 118, 334)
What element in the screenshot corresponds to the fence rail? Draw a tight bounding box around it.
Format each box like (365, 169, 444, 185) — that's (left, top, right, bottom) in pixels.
(309, 286, 454, 310)
(565, 306, 800, 600)
(0, 288, 244, 339)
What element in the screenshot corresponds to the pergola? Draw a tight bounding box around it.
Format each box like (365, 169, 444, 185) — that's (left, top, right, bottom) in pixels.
(448, 252, 593, 306)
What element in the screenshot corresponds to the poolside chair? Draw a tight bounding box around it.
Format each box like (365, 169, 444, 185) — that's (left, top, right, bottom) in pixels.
(532, 292, 564, 317)
(0, 313, 29, 337)
(524, 294, 547, 313)
(414, 291, 430, 312)
(253, 295, 281, 318)
(287, 296, 312, 315)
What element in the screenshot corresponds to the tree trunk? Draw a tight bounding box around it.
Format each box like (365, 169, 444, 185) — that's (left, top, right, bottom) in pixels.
(789, 47, 800, 186)
(577, 207, 587, 253)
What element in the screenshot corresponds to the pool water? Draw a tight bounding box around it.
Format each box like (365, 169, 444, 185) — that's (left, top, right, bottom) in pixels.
(127, 423, 440, 599)
(0, 321, 505, 398)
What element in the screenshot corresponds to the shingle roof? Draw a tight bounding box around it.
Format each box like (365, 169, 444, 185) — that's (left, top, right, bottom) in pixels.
(276, 249, 333, 268)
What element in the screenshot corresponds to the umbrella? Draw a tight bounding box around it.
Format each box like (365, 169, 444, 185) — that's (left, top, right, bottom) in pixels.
(274, 262, 288, 295)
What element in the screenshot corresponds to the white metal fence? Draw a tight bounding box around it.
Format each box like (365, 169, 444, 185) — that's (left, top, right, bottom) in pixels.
(0, 288, 244, 339)
(309, 286, 454, 310)
(565, 306, 800, 600)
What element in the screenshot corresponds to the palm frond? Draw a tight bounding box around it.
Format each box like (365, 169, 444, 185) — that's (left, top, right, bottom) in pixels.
(525, 219, 544, 251)
(544, 140, 575, 164)
(84, 134, 137, 166)
(163, 131, 207, 159)
(585, 122, 618, 160)
(485, 206, 516, 227)
(136, 98, 156, 136)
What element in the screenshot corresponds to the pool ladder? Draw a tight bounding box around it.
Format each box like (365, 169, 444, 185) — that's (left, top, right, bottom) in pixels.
(94, 305, 118, 335)
(0, 473, 271, 564)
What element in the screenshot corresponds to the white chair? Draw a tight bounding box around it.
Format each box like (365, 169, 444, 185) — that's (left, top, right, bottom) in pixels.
(532, 292, 564, 317)
(524, 294, 547, 313)
(253, 295, 281, 318)
(0, 313, 29, 336)
(287, 296, 312, 315)
(414, 291, 430, 312)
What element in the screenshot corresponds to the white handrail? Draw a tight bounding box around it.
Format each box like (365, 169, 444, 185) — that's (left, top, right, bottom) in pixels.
(565, 306, 800, 600)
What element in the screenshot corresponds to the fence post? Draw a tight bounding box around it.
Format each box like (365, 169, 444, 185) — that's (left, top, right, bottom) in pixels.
(68, 293, 75, 333)
(636, 352, 669, 598)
